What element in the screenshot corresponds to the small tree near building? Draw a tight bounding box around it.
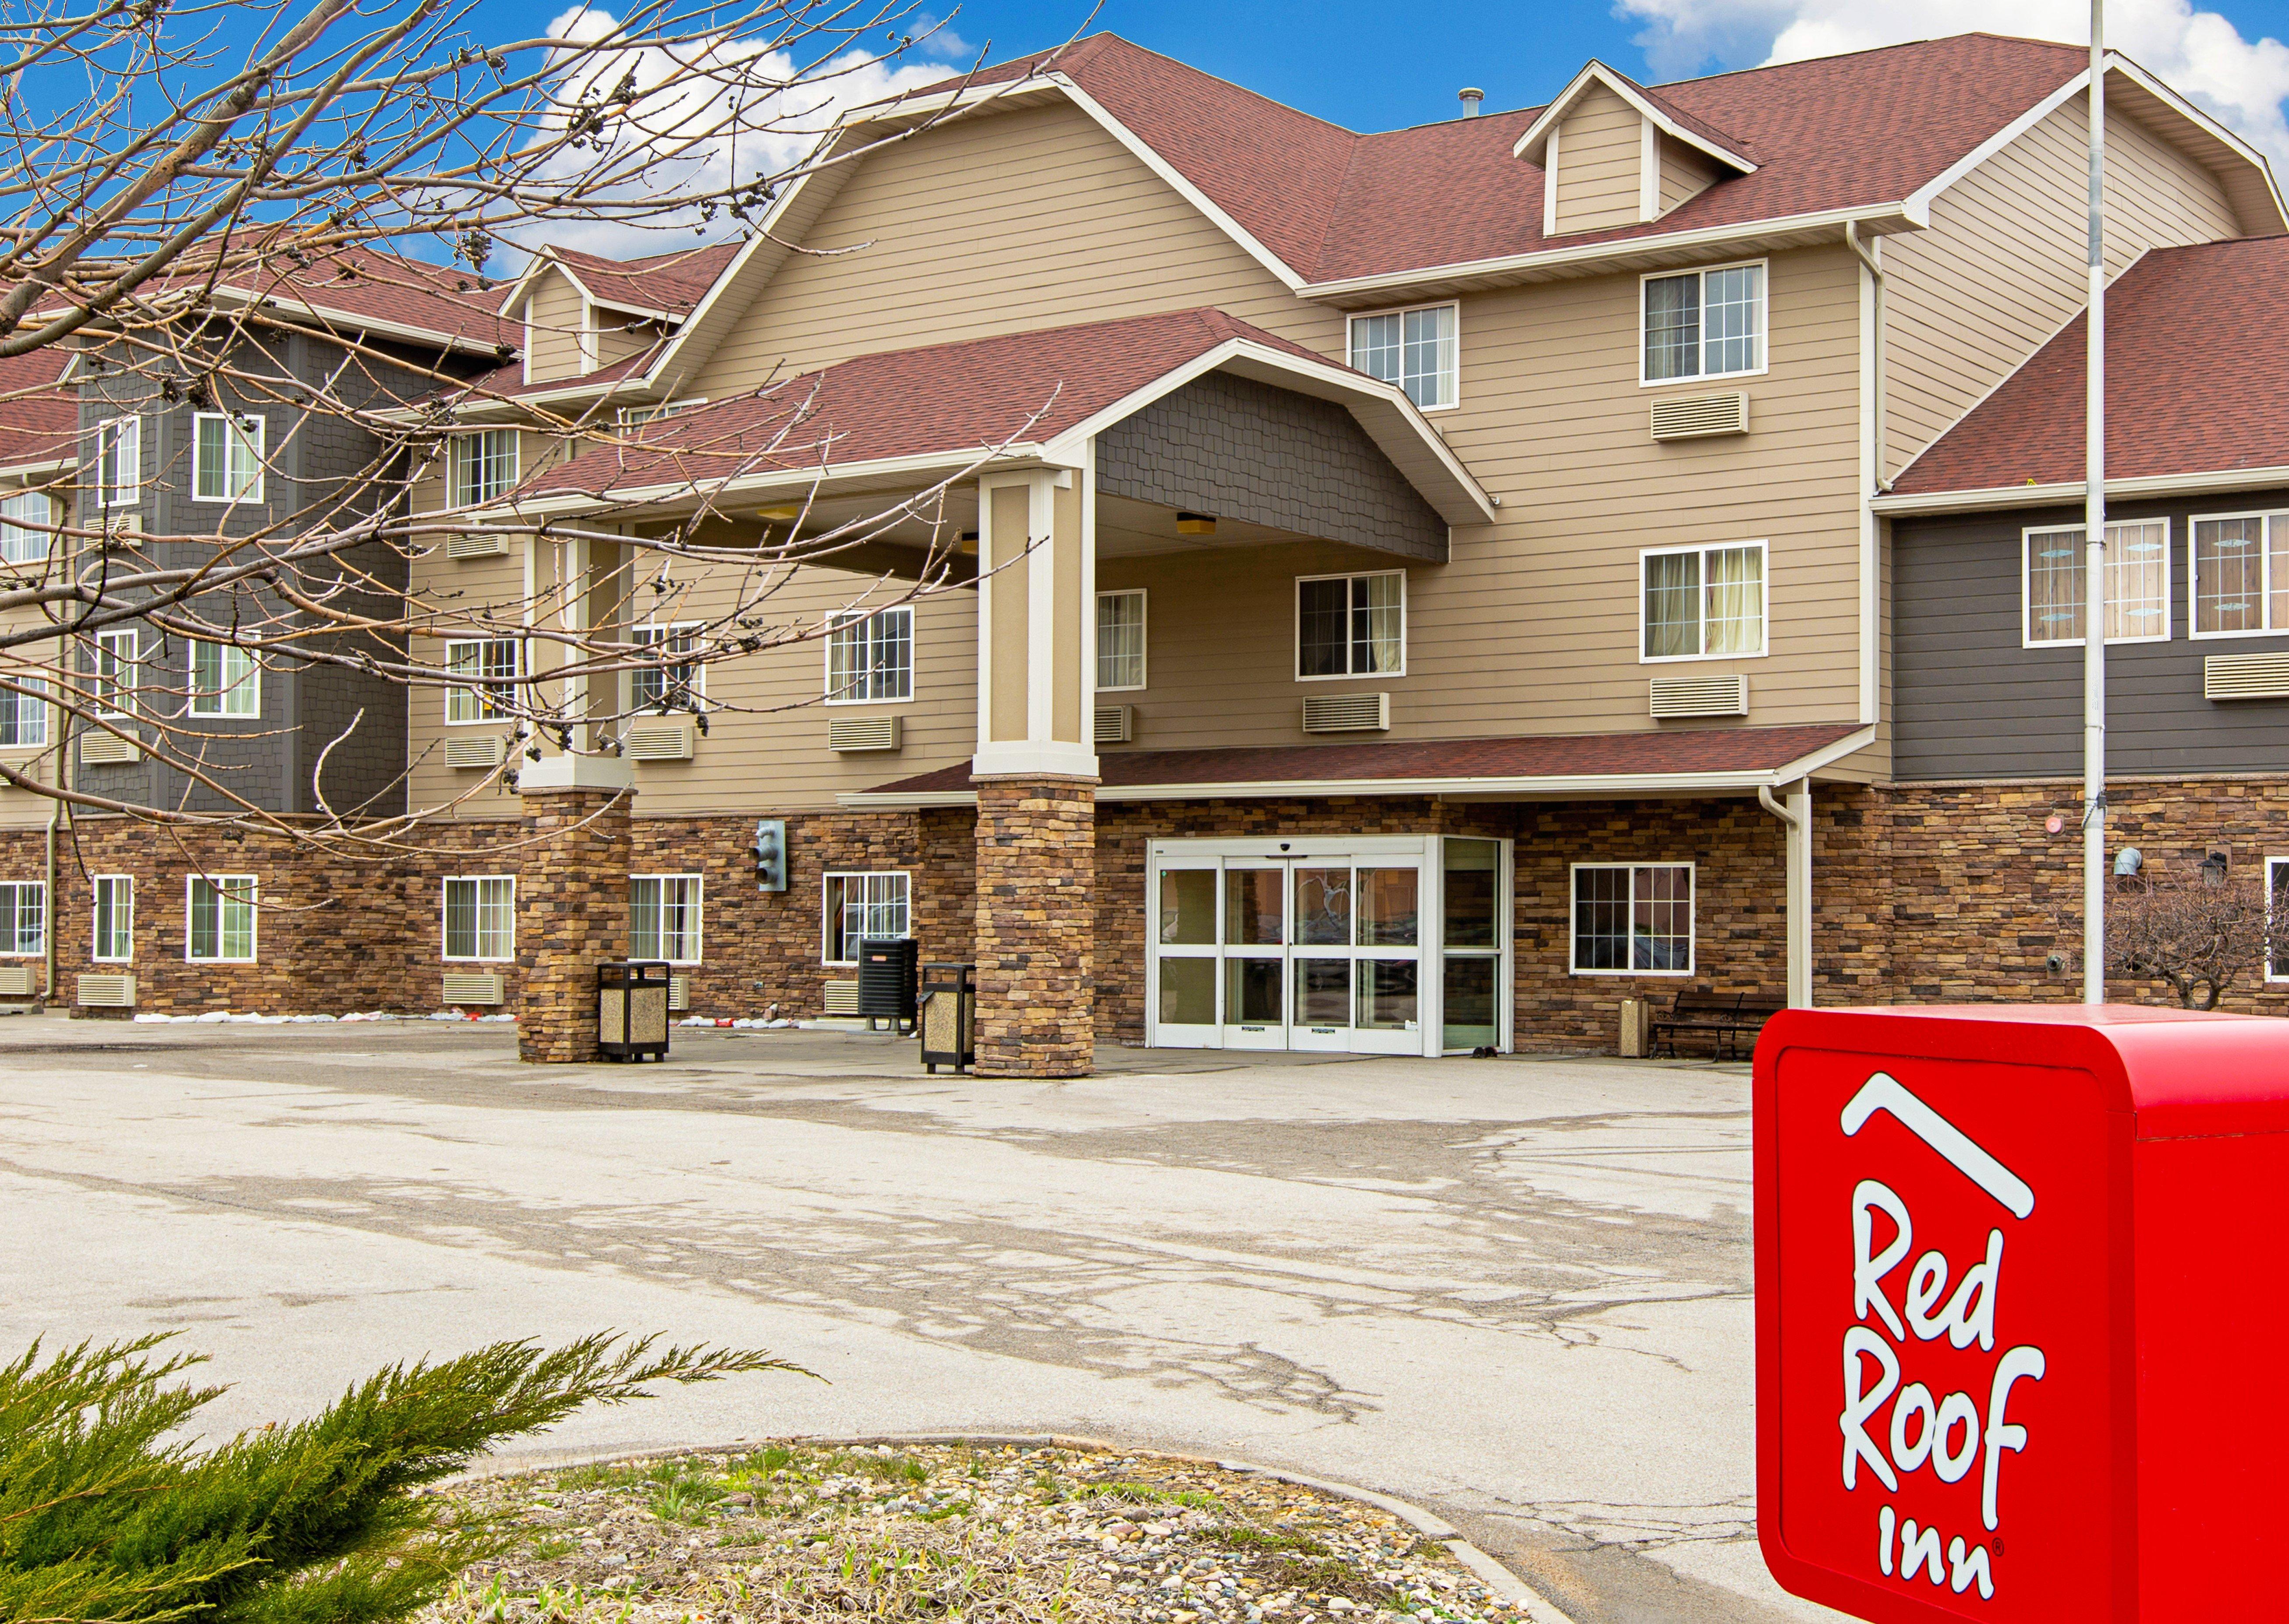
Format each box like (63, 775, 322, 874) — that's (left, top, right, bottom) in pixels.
(2101, 866, 2274, 1009)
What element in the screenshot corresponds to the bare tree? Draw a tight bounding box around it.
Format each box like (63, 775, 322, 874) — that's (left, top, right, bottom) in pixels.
(2104, 867, 2274, 1009)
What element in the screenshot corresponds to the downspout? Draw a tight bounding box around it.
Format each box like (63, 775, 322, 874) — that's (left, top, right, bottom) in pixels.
(1759, 781, 1813, 1008)
(1846, 220, 1887, 730)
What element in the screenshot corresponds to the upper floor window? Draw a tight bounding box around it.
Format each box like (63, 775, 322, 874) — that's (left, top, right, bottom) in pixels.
(1348, 303, 1459, 410)
(1642, 541, 1765, 660)
(1297, 572, 1404, 679)
(94, 417, 139, 507)
(186, 873, 256, 962)
(0, 679, 47, 749)
(0, 491, 53, 565)
(823, 871, 907, 965)
(2023, 520, 2170, 647)
(93, 630, 138, 717)
(91, 874, 132, 962)
(632, 622, 703, 711)
(0, 880, 45, 957)
(619, 400, 705, 431)
(630, 874, 702, 963)
(192, 413, 264, 502)
(455, 430, 520, 506)
(442, 876, 515, 961)
(1097, 589, 1146, 691)
(2193, 512, 2289, 637)
(826, 607, 912, 703)
(444, 637, 521, 722)
(188, 641, 260, 718)
(1643, 262, 1765, 384)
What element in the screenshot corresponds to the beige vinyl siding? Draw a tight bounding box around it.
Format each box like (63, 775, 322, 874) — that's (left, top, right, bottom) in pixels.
(1550, 85, 1644, 235)
(1882, 101, 2241, 478)
(520, 270, 588, 383)
(1658, 135, 1719, 216)
(689, 101, 1338, 394)
(591, 306, 657, 370)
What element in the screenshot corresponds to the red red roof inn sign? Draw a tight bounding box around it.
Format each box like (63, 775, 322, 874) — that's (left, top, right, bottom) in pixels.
(1754, 1006, 2289, 1622)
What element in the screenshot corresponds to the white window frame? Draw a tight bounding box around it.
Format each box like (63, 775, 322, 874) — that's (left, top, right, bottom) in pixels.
(2190, 509, 2289, 640)
(2021, 520, 2174, 649)
(184, 873, 257, 963)
(454, 429, 521, 507)
(1639, 259, 1769, 387)
(191, 412, 265, 503)
(823, 606, 914, 704)
(1345, 301, 1460, 412)
(0, 679, 48, 750)
(0, 489, 54, 566)
(187, 641, 260, 718)
(95, 417, 140, 508)
(628, 873, 704, 964)
(1567, 861, 1697, 977)
(443, 637, 522, 724)
(618, 400, 707, 428)
(0, 880, 44, 956)
(1639, 540, 1769, 663)
(1294, 570, 1408, 682)
(440, 874, 516, 962)
(1096, 588, 1148, 692)
(91, 874, 132, 962)
(631, 622, 705, 712)
(94, 630, 138, 718)
(821, 870, 910, 966)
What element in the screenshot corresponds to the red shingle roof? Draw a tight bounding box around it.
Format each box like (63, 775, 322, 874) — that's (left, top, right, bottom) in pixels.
(212, 244, 513, 349)
(525, 307, 1329, 499)
(0, 347, 78, 473)
(1893, 235, 2289, 494)
(549, 243, 740, 317)
(865, 723, 1867, 796)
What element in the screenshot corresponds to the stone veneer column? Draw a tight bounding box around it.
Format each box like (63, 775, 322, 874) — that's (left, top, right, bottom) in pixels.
(973, 775, 1095, 1077)
(516, 767, 634, 1063)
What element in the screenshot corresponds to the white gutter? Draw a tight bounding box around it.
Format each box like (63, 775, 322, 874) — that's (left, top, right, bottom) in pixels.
(203, 286, 504, 355)
(1872, 463, 2289, 516)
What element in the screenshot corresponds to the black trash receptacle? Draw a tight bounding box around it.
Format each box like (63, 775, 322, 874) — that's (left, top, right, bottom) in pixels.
(919, 961, 975, 1073)
(857, 937, 919, 1033)
(598, 961, 672, 1061)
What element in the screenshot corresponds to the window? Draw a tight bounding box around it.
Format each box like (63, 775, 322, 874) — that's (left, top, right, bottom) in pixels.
(2023, 521, 2171, 646)
(632, 623, 702, 711)
(619, 400, 704, 430)
(1097, 589, 1146, 691)
(443, 638, 521, 722)
(454, 430, 520, 506)
(442, 876, 515, 961)
(1348, 303, 1459, 410)
(2193, 512, 2289, 637)
(1570, 863, 1694, 974)
(192, 413, 264, 502)
(1642, 542, 1766, 660)
(826, 607, 912, 703)
(0, 680, 46, 749)
(188, 641, 259, 718)
(1643, 262, 1766, 383)
(93, 630, 138, 716)
(0, 491, 53, 565)
(91, 875, 132, 962)
(630, 874, 702, 963)
(2272, 857, 2289, 982)
(822, 871, 908, 965)
(0, 881, 43, 956)
(95, 417, 139, 507)
(186, 874, 256, 962)
(1297, 572, 1404, 679)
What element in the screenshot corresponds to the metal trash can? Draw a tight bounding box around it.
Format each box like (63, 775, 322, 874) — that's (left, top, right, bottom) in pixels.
(858, 936, 919, 1033)
(598, 960, 672, 1061)
(919, 961, 975, 1073)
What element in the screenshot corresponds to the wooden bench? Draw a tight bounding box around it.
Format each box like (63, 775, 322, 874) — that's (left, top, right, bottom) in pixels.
(1649, 990, 1786, 1060)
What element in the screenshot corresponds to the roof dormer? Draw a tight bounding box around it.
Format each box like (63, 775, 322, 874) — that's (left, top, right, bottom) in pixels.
(1514, 62, 1756, 237)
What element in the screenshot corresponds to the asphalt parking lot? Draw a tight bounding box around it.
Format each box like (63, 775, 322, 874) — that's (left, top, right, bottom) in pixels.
(0, 1017, 1840, 1623)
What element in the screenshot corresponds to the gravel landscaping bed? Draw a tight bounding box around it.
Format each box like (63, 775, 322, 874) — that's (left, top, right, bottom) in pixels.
(420, 1441, 1533, 1624)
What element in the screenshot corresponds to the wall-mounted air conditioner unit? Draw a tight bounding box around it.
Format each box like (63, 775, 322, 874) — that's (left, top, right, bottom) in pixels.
(1094, 704, 1134, 744)
(1649, 673, 1749, 718)
(624, 719, 694, 761)
(0, 966, 34, 998)
(443, 734, 506, 770)
(822, 978, 861, 1015)
(2205, 652, 2289, 700)
(80, 731, 140, 765)
(101, 515, 142, 546)
(441, 971, 503, 1005)
(1302, 692, 1390, 733)
(1650, 391, 1751, 441)
(76, 973, 135, 1008)
(828, 715, 902, 752)
(445, 531, 509, 560)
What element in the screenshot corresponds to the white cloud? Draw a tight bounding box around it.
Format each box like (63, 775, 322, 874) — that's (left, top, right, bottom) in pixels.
(1619, 0, 2289, 170)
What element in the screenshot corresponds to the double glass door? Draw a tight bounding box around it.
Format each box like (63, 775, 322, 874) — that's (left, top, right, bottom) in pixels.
(1149, 835, 1509, 1056)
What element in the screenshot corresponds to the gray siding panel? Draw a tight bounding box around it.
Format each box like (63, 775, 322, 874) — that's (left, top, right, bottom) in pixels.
(1895, 491, 2289, 778)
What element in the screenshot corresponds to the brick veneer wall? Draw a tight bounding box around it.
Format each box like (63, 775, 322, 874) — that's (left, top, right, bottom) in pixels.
(973, 778, 1095, 1077)
(516, 788, 631, 1062)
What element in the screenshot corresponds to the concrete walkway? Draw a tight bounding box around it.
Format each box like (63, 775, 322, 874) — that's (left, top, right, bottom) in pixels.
(0, 1018, 1841, 1624)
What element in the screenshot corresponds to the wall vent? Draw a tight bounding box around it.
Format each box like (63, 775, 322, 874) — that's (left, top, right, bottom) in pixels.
(0, 966, 33, 998)
(1649, 673, 1749, 718)
(828, 714, 903, 752)
(445, 531, 509, 560)
(441, 971, 503, 1005)
(823, 978, 861, 1015)
(1301, 692, 1390, 733)
(80, 731, 139, 766)
(101, 515, 142, 546)
(669, 974, 689, 1013)
(624, 720, 694, 761)
(2204, 651, 2289, 700)
(1094, 704, 1133, 744)
(1650, 391, 1751, 441)
(76, 973, 135, 1008)
(443, 734, 506, 770)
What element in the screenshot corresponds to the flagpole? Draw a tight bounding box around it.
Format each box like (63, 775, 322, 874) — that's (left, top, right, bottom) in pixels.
(2082, 0, 2108, 1004)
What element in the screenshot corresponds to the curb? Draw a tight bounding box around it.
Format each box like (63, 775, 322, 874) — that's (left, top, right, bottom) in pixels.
(459, 1430, 1580, 1624)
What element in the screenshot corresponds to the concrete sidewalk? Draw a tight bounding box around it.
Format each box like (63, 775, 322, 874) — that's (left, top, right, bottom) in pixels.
(0, 1017, 1839, 1624)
